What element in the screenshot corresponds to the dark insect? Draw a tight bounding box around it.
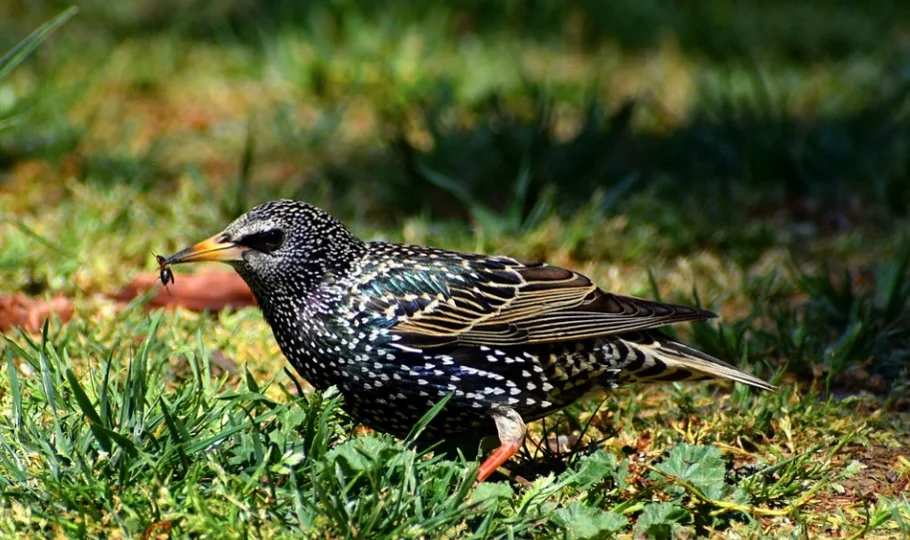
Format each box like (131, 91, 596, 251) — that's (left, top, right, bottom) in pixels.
(156, 254, 175, 287)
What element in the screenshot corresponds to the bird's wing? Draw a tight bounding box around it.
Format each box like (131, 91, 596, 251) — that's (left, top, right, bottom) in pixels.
(356, 249, 716, 348)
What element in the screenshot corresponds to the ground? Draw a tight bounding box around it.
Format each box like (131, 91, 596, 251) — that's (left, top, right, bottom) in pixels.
(0, 2, 909, 538)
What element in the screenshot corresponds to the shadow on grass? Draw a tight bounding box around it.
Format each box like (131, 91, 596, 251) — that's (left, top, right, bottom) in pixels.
(309, 81, 910, 253)
(3, 0, 910, 64)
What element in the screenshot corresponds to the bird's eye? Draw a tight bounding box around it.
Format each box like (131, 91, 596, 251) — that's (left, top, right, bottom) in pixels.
(239, 229, 285, 253)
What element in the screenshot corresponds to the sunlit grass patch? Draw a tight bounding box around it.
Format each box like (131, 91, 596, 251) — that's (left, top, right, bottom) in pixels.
(1, 318, 906, 537)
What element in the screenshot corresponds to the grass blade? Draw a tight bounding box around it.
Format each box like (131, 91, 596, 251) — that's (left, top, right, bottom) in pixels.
(65, 368, 112, 453)
(5, 349, 23, 429)
(403, 393, 452, 447)
(0, 6, 78, 81)
(159, 397, 190, 472)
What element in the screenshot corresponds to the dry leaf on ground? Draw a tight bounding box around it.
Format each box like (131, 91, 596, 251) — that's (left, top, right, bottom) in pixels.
(116, 272, 255, 311)
(0, 294, 74, 333)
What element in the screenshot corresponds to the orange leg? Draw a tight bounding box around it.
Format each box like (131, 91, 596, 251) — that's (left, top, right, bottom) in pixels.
(476, 407, 527, 482)
(477, 442, 521, 482)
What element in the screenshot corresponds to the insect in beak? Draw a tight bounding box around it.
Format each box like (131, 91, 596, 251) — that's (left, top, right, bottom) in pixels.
(156, 254, 175, 288)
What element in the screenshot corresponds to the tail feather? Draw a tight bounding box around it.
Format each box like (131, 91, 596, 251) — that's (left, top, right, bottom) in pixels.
(619, 331, 775, 391)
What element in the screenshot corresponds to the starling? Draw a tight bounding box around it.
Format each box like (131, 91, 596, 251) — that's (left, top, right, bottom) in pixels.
(162, 200, 773, 481)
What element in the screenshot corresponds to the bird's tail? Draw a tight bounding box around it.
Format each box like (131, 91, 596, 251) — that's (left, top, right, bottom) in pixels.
(618, 330, 775, 391)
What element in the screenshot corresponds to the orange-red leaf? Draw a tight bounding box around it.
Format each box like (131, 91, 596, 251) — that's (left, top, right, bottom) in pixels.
(0, 294, 74, 333)
(116, 272, 255, 311)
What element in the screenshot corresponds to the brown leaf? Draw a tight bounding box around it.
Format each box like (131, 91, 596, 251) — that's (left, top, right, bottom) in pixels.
(634, 429, 652, 454)
(0, 294, 74, 333)
(115, 272, 255, 311)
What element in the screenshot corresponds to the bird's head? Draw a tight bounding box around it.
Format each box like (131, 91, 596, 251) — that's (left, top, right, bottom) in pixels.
(162, 199, 364, 298)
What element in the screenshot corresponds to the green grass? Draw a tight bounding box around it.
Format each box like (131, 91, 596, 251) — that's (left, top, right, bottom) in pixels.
(1, 3, 909, 538)
(3, 313, 906, 537)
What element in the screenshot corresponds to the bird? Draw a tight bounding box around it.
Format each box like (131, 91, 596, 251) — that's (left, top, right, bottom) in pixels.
(161, 199, 774, 482)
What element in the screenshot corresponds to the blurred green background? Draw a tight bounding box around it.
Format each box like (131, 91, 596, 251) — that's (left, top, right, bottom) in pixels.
(3, 0, 909, 233)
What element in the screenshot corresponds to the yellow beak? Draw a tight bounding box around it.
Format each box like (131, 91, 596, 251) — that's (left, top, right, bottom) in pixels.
(164, 233, 247, 265)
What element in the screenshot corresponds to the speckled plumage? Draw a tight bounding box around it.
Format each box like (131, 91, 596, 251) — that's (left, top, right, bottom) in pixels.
(165, 199, 773, 480)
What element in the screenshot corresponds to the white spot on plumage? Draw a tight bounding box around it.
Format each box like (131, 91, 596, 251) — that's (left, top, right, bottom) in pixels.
(392, 343, 423, 353)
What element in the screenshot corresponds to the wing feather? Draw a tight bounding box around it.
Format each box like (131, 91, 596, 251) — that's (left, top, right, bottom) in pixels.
(356, 247, 716, 348)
